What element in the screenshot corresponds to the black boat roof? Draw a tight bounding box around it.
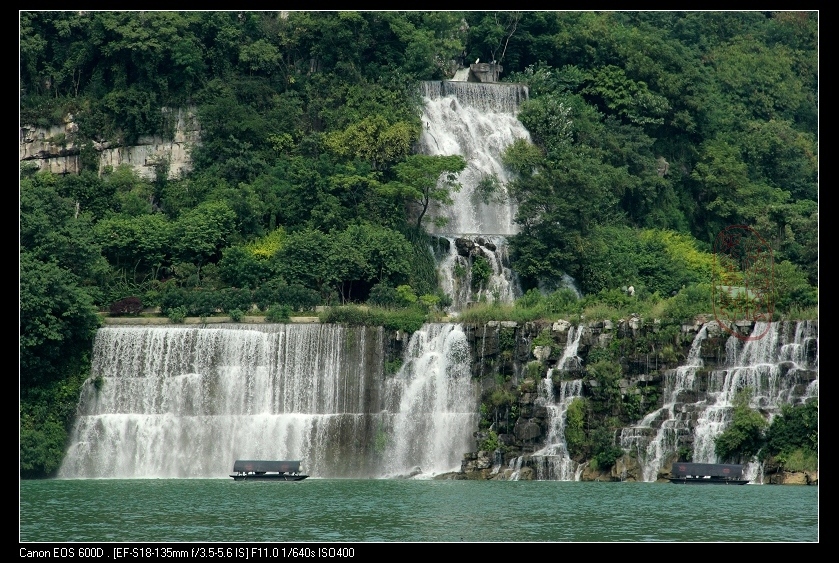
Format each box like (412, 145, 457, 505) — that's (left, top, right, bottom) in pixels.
(233, 460, 301, 474)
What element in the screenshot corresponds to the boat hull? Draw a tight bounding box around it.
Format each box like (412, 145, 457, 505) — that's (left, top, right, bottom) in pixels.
(230, 474, 308, 481)
(669, 478, 749, 485)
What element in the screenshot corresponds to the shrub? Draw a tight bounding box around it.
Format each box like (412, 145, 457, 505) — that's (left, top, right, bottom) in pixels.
(772, 448, 818, 473)
(478, 430, 501, 453)
(385, 359, 404, 375)
(714, 391, 768, 461)
(216, 288, 253, 313)
(662, 283, 712, 323)
(253, 278, 288, 311)
(266, 305, 291, 323)
(282, 284, 320, 311)
(319, 305, 427, 334)
(109, 296, 143, 316)
(160, 287, 190, 315)
(471, 255, 492, 288)
(368, 284, 401, 308)
(765, 399, 818, 456)
(167, 306, 187, 324)
(189, 290, 219, 318)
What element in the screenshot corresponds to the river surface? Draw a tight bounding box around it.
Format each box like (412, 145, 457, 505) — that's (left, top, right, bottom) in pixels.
(20, 479, 818, 542)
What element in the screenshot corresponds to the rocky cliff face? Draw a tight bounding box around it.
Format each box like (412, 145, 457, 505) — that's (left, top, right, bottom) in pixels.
(443, 317, 818, 484)
(19, 107, 199, 179)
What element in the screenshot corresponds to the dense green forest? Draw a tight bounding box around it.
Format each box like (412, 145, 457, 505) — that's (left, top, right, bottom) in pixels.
(20, 11, 818, 477)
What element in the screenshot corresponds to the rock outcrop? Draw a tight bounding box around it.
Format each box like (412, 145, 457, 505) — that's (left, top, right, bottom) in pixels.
(20, 107, 199, 179)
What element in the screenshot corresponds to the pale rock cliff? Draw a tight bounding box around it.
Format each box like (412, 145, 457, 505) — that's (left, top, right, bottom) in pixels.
(19, 107, 199, 180)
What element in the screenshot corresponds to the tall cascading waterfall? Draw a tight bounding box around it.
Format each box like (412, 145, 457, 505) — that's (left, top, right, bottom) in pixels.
(619, 320, 818, 481)
(530, 326, 585, 480)
(382, 323, 479, 477)
(531, 377, 584, 481)
(59, 323, 478, 479)
(692, 321, 818, 464)
(619, 325, 709, 482)
(418, 81, 530, 311)
(507, 326, 585, 481)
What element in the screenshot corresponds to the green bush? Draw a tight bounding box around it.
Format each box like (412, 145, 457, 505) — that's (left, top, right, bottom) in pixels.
(565, 397, 587, 458)
(772, 448, 818, 473)
(266, 305, 291, 323)
(217, 287, 253, 313)
(714, 391, 768, 461)
(253, 278, 288, 311)
(765, 399, 818, 457)
(471, 255, 492, 288)
(160, 287, 190, 315)
(368, 283, 401, 307)
(167, 306, 187, 323)
(662, 284, 712, 323)
(478, 430, 501, 453)
(319, 305, 427, 334)
(385, 359, 404, 375)
(189, 290, 218, 318)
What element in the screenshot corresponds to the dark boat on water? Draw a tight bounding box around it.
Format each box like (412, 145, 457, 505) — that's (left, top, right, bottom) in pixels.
(669, 463, 749, 485)
(230, 460, 309, 481)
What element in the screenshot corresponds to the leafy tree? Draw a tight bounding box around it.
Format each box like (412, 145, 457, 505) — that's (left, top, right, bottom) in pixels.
(715, 390, 768, 462)
(583, 65, 670, 127)
(217, 246, 275, 290)
(20, 253, 101, 387)
(471, 255, 492, 289)
(381, 154, 467, 229)
(273, 228, 337, 302)
(323, 115, 419, 170)
(765, 399, 818, 458)
(771, 260, 817, 313)
(172, 201, 237, 271)
(565, 397, 587, 459)
(95, 214, 173, 282)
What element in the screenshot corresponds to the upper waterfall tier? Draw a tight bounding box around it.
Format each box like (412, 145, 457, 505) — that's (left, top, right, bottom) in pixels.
(418, 81, 531, 237)
(420, 81, 529, 113)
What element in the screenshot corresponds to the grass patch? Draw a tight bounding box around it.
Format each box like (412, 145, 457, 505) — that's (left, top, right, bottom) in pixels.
(319, 305, 428, 334)
(773, 448, 819, 473)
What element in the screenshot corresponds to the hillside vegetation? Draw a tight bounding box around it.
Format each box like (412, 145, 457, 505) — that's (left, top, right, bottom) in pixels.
(20, 11, 817, 477)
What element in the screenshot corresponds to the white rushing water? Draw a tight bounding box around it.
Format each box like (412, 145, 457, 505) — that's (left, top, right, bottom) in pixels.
(418, 81, 530, 311)
(59, 323, 478, 479)
(619, 325, 708, 482)
(435, 235, 519, 310)
(692, 321, 818, 463)
(507, 327, 585, 481)
(383, 323, 478, 477)
(530, 376, 584, 481)
(618, 320, 818, 481)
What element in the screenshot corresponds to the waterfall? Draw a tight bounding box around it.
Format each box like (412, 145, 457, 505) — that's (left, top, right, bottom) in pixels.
(383, 323, 479, 478)
(619, 325, 708, 482)
(618, 320, 817, 481)
(505, 326, 585, 481)
(435, 235, 519, 311)
(530, 376, 584, 481)
(692, 321, 818, 463)
(59, 323, 478, 479)
(557, 325, 584, 371)
(419, 80, 529, 310)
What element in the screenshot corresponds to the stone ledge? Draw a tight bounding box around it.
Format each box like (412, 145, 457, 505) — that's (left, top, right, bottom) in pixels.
(102, 316, 320, 325)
